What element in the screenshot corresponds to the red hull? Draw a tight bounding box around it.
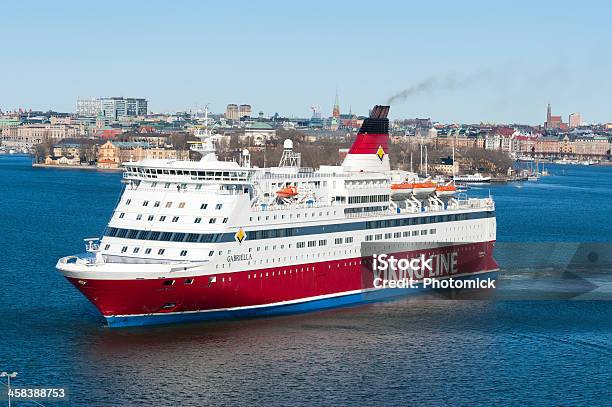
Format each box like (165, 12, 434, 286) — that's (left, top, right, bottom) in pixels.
(67, 241, 497, 318)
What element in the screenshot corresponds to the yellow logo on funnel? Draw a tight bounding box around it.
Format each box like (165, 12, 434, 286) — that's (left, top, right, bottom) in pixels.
(376, 145, 385, 161)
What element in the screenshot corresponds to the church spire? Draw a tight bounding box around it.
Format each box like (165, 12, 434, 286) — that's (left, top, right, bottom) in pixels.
(332, 89, 340, 119)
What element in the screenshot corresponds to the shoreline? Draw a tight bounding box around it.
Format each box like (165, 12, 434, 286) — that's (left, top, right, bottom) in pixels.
(32, 163, 123, 172)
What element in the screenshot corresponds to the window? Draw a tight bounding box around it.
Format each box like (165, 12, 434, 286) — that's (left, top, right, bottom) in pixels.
(162, 280, 174, 286)
(200, 203, 208, 209)
(180, 250, 188, 257)
(121, 246, 128, 253)
(136, 214, 142, 220)
(335, 238, 343, 244)
(148, 215, 154, 221)
(118, 212, 125, 218)
(297, 242, 305, 249)
(394, 232, 401, 238)
(209, 218, 216, 224)
(178, 202, 186, 208)
(143, 200, 149, 207)
(165, 202, 172, 208)
(164, 183, 170, 189)
(209, 250, 214, 256)
(151, 182, 158, 187)
(345, 237, 353, 243)
(365, 235, 373, 242)
(184, 278, 194, 284)
(133, 247, 140, 253)
(104, 244, 110, 250)
(194, 217, 202, 224)
(215, 204, 223, 210)
(403, 232, 410, 237)
(158, 249, 165, 255)
(222, 218, 229, 223)
(154, 201, 160, 207)
(375, 234, 382, 240)
(412, 231, 418, 236)
(144, 248, 151, 254)
(126, 199, 131, 205)
(430, 229, 436, 234)
(385, 233, 392, 239)
(421, 230, 428, 235)
(308, 241, 316, 247)
(172, 216, 179, 223)
(159, 215, 166, 222)
(195, 184, 202, 190)
(319, 240, 327, 246)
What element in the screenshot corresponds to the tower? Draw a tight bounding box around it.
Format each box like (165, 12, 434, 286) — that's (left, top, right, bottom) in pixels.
(332, 89, 340, 119)
(546, 103, 551, 125)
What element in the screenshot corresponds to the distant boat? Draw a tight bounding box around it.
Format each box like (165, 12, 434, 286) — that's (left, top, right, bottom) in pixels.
(453, 173, 491, 183)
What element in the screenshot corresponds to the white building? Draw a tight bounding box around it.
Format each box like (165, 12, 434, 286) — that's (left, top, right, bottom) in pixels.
(76, 98, 101, 117)
(88, 97, 148, 121)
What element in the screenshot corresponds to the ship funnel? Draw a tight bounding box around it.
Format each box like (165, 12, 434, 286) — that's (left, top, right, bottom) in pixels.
(342, 105, 390, 173)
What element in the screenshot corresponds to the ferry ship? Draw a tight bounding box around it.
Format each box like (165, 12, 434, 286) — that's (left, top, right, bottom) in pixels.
(57, 105, 498, 327)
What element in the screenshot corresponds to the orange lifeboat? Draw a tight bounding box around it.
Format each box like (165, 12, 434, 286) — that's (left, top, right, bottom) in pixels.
(411, 181, 437, 196)
(390, 182, 413, 199)
(276, 185, 298, 198)
(390, 180, 437, 197)
(435, 182, 457, 197)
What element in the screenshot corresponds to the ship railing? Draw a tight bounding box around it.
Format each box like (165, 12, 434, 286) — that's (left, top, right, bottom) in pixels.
(252, 172, 350, 181)
(58, 253, 99, 267)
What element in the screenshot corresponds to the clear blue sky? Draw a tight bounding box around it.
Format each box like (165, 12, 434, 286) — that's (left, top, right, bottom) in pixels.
(1, 0, 610, 124)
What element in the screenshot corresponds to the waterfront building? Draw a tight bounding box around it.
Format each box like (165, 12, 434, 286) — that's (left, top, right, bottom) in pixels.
(574, 136, 611, 157)
(3, 124, 82, 149)
(534, 135, 561, 155)
(434, 156, 459, 176)
(0, 117, 20, 145)
(44, 155, 80, 166)
(96, 140, 188, 169)
(559, 135, 576, 155)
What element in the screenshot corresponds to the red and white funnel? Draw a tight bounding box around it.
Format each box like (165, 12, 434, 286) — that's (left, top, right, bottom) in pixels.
(342, 105, 390, 173)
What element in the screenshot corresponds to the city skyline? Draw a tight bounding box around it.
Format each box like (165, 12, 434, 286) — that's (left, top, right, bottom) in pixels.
(1, 0, 611, 123)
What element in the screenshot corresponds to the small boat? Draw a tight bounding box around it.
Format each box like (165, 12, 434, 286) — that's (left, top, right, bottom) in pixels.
(453, 173, 491, 183)
(390, 182, 413, 199)
(390, 180, 437, 198)
(411, 180, 437, 196)
(276, 185, 298, 198)
(435, 182, 457, 197)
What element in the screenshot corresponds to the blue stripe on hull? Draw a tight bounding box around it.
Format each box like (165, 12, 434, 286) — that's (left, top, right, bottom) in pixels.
(105, 271, 497, 328)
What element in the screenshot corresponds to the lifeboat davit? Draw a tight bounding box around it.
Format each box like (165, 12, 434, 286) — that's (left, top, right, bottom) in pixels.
(276, 185, 298, 198)
(435, 182, 457, 197)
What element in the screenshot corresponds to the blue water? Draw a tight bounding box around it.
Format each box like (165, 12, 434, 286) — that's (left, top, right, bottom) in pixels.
(0, 156, 610, 406)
